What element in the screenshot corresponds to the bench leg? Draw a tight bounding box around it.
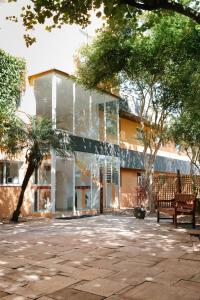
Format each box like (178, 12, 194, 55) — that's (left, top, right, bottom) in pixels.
(192, 213, 195, 228)
(157, 211, 160, 223)
(174, 213, 177, 228)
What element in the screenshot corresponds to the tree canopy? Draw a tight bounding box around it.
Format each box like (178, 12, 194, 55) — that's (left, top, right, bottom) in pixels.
(76, 13, 200, 111)
(0, 49, 26, 143)
(7, 0, 200, 46)
(170, 111, 200, 174)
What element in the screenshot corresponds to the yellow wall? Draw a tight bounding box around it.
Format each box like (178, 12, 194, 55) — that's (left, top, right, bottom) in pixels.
(120, 118, 140, 150)
(120, 117, 182, 154)
(0, 185, 31, 220)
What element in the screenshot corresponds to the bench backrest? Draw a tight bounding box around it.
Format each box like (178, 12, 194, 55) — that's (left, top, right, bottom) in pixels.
(175, 193, 196, 209)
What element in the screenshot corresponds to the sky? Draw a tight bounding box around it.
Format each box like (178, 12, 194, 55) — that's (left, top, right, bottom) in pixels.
(0, 0, 102, 76)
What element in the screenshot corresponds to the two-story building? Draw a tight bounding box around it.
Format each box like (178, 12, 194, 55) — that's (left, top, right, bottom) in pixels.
(0, 69, 191, 219)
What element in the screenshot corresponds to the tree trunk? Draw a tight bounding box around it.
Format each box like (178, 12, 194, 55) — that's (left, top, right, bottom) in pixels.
(145, 168, 155, 212)
(11, 160, 35, 222)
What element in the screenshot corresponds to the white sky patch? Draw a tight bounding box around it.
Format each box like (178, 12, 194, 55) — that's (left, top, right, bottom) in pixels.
(0, 0, 102, 75)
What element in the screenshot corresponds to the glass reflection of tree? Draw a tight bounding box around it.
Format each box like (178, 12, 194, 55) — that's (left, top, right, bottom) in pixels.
(106, 101, 118, 143)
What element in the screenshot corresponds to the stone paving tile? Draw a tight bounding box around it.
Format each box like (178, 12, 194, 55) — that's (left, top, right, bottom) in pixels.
(106, 296, 125, 300)
(0, 278, 25, 293)
(27, 275, 79, 294)
(120, 281, 199, 300)
(9, 286, 43, 299)
(74, 278, 129, 297)
(107, 265, 162, 286)
(174, 279, 200, 298)
(0, 295, 28, 300)
(0, 267, 11, 277)
(190, 272, 200, 282)
(37, 297, 54, 300)
(48, 287, 104, 300)
(0, 291, 9, 298)
(85, 257, 122, 270)
(64, 267, 114, 281)
(181, 253, 200, 261)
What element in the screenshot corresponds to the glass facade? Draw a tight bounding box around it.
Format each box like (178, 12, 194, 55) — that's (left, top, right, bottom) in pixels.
(74, 152, 120, 211)
(33, 71, 120, 213)
(33, 72, 119, 144)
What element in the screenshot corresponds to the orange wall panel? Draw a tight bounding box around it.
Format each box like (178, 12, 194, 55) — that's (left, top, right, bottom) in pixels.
(121, 168, 138, 208)
(120, 118, 140, 150)
(0, 185, 31, 220)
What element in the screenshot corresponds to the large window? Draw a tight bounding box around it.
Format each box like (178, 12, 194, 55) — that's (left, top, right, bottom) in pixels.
(0, 162, 22, 185)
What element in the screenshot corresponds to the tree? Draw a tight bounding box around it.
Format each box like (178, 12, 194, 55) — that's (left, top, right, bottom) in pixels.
(170, 112, 200, 174)
(3, 116, 69, 222)
(0, 49, 25, 142)
(76, 13, 200, 210)
(76, 15, 184, 210)
(7, 0, 200, 46)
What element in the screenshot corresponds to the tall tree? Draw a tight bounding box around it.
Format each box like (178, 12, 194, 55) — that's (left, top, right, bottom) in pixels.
(3, 116, 70, 222)
(76, 16, 176, 210)
(76, 13, 199, 210)
(170, 112, 200, 173)
(7, 0, 200, 46)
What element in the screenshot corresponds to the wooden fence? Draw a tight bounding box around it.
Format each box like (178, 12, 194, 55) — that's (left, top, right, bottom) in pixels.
(153, 174, 200, 200)
(136, 173, 200, 206)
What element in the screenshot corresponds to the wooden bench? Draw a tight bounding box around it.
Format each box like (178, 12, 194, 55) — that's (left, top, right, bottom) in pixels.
(156, 193, 196, 228)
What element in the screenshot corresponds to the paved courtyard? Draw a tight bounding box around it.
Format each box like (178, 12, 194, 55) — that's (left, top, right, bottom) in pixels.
(0, 215, 200, 300)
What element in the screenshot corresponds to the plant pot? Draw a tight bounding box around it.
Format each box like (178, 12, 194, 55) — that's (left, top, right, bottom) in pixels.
(134, 207, 146, 219)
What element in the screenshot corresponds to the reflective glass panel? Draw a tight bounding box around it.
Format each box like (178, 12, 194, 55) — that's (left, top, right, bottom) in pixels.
(38, 189, 51, 211)
(34, 74, 52, 120)
(90, 91, 105, 140)
(56, 74, 74, 132)
(75, 152, 91, 210)
(56, 157, 74, 210)
(74, 85, 90, 137)
(105, 97, 118, 144)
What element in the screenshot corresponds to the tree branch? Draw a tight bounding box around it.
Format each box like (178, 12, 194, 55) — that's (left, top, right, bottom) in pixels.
(120, 0, 200, 24)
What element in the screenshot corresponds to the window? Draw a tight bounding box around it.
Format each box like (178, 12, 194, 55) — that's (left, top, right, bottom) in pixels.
(33, 163, 51, 212)
(0, 162, 22, 185)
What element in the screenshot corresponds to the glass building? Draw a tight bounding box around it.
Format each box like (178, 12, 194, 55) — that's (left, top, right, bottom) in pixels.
(31, 70, 120, 214)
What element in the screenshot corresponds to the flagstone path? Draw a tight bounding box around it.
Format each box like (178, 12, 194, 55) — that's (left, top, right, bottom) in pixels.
(0, 215, 200, 299)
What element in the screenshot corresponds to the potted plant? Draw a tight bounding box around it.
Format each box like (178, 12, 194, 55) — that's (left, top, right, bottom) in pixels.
(134, 206, 146, 219)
